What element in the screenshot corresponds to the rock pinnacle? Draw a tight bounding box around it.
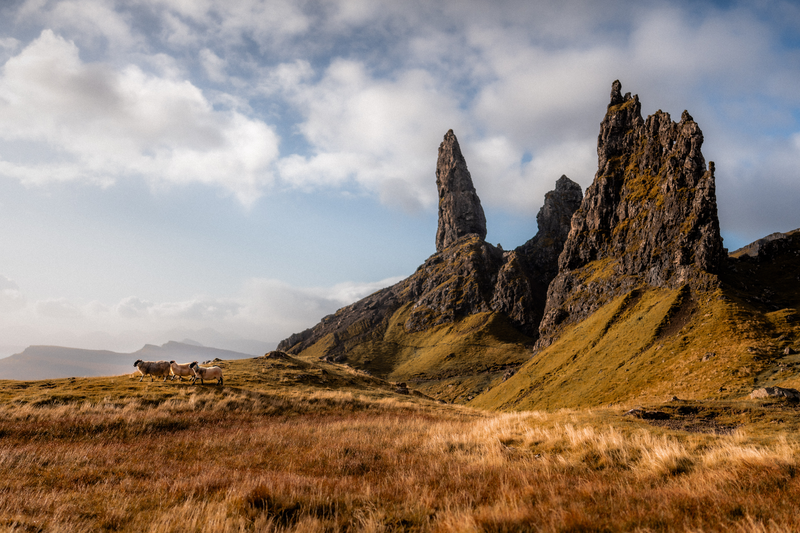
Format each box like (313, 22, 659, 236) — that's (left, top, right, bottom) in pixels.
(435, 129, 487, 253)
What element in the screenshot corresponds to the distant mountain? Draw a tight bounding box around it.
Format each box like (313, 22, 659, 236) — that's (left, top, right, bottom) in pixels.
(0, 341, 254, 381)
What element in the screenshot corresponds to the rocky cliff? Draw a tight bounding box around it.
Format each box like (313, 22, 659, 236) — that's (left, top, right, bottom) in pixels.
(278, 130, 581, 369)
(537, 80, 725, 346)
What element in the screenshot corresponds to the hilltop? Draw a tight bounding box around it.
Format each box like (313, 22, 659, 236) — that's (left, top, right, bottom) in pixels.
(0, 341, 253, 380)
(279, 80, 800, 409)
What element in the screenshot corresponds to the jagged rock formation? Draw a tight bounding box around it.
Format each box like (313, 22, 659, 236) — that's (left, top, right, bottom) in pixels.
(278, 131, 582, 363)
(277, 81, 800, 411)
(538, 80, 725, 346)
(435, 130, 487, 252)
(491, 176, 584, 334)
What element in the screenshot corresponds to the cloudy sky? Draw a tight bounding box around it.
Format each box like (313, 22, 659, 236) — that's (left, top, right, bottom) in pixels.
(0, 0, 798, 356)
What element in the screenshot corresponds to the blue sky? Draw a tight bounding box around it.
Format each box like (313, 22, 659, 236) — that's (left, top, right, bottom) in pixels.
(0, 0, 798, 356)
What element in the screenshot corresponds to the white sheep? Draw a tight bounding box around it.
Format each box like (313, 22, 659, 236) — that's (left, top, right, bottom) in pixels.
(169, 360, 194, 381)
(133, 359, 172, 382)
(189, 361, 223, 385)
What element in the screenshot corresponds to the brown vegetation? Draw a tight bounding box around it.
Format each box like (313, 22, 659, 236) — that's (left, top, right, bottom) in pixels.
(2, 360, 800, 532)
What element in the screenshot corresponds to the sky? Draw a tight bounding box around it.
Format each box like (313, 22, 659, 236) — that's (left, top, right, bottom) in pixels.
(0, 0, 798, 357)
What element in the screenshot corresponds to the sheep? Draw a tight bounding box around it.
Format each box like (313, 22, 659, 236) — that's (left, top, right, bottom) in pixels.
(133, 359, 172, 382)
(189, 361, 223, 386)
(169, 360, 194, 381)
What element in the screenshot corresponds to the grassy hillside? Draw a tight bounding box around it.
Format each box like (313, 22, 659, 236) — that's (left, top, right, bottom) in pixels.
(472, 260, 800, 411)
(296, 302, 534, 403)
(3, 355, 800, 531)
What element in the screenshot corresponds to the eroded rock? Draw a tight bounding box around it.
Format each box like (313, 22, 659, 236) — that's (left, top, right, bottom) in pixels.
(435, 130, 487, 253)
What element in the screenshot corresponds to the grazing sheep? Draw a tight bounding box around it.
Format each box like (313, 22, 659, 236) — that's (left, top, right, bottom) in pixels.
(133, 359, 171, 382)
(169, 360, 194, 381)
(189, 361, 223, 386)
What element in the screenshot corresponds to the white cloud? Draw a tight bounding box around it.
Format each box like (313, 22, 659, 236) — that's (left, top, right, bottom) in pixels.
(138, 0, 310, 49)
(278, 60, 466, 210)
(0, 30, 281, 206)
(199, 47, 226, 82)
(0, 275, 25, 312)
(36, 298, 83, 319)
(0, 273, 402, 353)
(18, 0, 140, 52)
(466, 136, 595, 213)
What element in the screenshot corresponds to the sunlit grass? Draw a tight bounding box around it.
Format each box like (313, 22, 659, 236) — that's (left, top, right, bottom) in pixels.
(2, 371, 800, 532)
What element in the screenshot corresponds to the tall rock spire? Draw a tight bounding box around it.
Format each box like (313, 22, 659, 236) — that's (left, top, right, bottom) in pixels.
(435, 130, 487, 253)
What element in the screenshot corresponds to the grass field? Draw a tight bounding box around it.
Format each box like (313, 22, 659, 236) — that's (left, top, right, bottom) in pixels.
(3, 356, 800, 532)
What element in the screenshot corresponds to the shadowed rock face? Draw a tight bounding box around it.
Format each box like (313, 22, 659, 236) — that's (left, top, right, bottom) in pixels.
(538, 80, 725, 346)
(492, 176, 584, 334)
(435, 130, 487, 253)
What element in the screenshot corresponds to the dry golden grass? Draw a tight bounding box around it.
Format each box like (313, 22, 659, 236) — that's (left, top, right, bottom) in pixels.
(2, 371, 800, 532)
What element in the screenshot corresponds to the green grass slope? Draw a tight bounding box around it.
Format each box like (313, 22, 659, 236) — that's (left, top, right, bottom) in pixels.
(472, 272, 800, 411)
(297, 302, 534, 403)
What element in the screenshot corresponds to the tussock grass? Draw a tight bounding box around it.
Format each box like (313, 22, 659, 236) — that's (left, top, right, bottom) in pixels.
(2, 374, 800, 532)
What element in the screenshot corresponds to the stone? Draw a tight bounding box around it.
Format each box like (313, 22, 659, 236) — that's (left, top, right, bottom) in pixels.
(785, 347, 796, 356)
(435, 130, 487, 253)
(749, 386, 800, 401)
(493, 175, 582, 335)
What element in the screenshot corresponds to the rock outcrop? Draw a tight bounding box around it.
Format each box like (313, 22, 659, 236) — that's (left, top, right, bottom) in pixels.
(749, 387, 800, 401)
(490, 176, 584, 334)
(538, 80, 725, 346)
(278, 131, 582, 357)
(435, 130, 487, 252)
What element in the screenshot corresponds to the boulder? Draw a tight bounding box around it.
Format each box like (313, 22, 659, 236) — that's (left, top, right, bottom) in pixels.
(749, 386, 800, 401)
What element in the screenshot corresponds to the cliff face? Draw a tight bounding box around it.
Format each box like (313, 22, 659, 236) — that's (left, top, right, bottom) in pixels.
(538, 80, 725, 346)
(278, 130, 581, 362)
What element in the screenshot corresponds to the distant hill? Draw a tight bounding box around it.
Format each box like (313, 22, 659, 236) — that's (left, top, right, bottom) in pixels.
(0, 341, 254, 381)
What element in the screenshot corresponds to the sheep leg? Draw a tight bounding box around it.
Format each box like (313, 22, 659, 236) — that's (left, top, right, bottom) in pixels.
(139, 375, 144, 382)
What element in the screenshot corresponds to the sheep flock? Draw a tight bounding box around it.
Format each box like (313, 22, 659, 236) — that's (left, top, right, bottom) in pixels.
(133, 359, 224, 386)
